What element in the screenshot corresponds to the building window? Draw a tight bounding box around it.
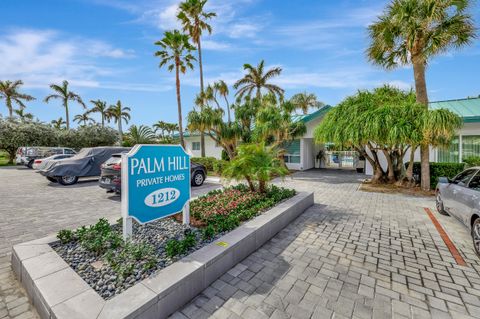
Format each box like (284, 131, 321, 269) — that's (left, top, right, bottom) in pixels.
(438, 136, 459, 163)
(462, 136, 480, 160)
(192, 142, 201, 151)
(283, 139, 301, 164)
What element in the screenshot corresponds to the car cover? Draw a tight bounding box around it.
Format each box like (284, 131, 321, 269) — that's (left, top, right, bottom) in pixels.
(40, 147, 130, 177)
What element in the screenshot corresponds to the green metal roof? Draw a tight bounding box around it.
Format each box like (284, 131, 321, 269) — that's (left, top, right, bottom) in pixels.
(429, 97, 480, 123)
(291, 105, 332, 123)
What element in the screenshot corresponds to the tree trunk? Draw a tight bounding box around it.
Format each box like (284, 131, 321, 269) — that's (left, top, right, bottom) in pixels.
(8, 150, 15, 164)
(101, 115, 104, 128)
(405, 145, 417, 186)
(118, 119, 123, 144)
(175, 59, 185, 148)
(259, 180, 266, 193)
(197, 39, 206, 157)
(382, 149, 396, 183)
(7, 98, 13, 118)
(225, 96, 231, 123)
(245, 175, 255, 192)
(412, 57, 430, 191)
(65, 101, 70, 130)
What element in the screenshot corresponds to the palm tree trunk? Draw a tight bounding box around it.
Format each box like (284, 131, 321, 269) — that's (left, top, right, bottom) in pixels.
(175, 60, 185, 148)
(412, 57, 430, 191)
(198, 39, 206, 157)
(224, 96, 231, 123)
(6, 98, 13, 118)
(405, 145, 417, 185)
(65, 101, 70, 130)
(101, 115, 104, 128)
(118, 119, 123, 144)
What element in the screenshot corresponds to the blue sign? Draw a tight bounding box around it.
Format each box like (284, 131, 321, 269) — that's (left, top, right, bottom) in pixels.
(122, 144, 191, 224)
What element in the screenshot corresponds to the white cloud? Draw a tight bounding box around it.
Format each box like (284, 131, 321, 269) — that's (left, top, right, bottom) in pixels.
(227, 23, 260, 39)
(202, 40, 231, 51)
(0, 29, 145, 91)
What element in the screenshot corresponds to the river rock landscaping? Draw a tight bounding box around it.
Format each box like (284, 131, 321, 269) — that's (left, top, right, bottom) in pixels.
(51, 184, 295, 300)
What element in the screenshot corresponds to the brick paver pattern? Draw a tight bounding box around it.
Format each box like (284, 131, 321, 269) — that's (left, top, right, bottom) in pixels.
(2, 167, 480, 318)
(0, 167, 219, 319)
(172, 170, 480, 319)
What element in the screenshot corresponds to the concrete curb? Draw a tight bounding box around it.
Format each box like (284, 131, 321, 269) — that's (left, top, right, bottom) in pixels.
(12, 192, 314, 319)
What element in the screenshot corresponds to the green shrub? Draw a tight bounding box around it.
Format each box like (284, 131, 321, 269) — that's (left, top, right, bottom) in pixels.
(221, 150, 230, 161)
(165, 230, 197, 258)
(410, 162, 465, 189)
(76, 218, 122, 255)
(57, 229, 75, 244)
(105, 241, 157, 278)
(191, 156, 217, 171)
(201, 225, 216, 240)
(463, 156, 480, 168)
(213, 160, 227, 174)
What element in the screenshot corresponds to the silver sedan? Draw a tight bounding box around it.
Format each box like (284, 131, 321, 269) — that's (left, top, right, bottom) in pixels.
(436, 167, 480, 256)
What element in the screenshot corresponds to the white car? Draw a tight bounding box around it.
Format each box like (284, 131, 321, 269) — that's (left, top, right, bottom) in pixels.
(15, 147, 76, 168)
(32, 154, 75, 170)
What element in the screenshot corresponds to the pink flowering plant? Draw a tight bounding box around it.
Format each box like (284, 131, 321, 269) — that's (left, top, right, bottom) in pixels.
(190, 184, 295, 239)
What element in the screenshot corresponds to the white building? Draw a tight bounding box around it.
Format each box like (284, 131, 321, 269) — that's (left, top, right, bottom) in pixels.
(183, 97, 480, 173)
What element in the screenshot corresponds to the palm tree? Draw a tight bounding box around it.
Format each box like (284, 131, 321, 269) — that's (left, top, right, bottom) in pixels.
(177, 0, 216, 94)
(214, 80, 231, 122)
(153, 120, 168, 138)
(44, 80, 85, 130)
(89, 100, 109, 127)
(177, 1, 215, 157)
(0, 80, 35, 118)
(14, 109, 34, 122)
(290, 92, 324, 114)
(126, 125, 156, 145)
(108, 100, 131, 142)
(234, 60, 284, 100)
(73, 112, 94, 126)
(155, 30, 196, 148)
(367, 0, 476, 191)
(51, 117, 67, 130)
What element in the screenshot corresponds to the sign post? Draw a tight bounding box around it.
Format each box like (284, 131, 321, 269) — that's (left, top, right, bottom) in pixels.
(121, 144, 191, 240)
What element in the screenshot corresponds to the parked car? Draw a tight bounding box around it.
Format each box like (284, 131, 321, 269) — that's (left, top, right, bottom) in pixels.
(436, 167, 480, 256)
(32, 154, 75, 170)
(16, 147, 76, 168)
(40, 147, 130, 185)
(99, 154, 207, 194)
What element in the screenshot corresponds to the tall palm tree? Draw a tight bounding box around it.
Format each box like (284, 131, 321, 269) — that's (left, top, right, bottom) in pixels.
(73, 112, 94, 126)
(108, 100, 131, 142)
(89, 100, 109, 127)
(214, 80, 231, 122)
(367, 0, 476, 191)
(51, 117, 67, 130)
(14, 109, 34, 122)
(0, 80, 35, 118)
(44, 80, 85, 130)
(177, 0, 216, 94)
(290, 92, 324, 114)
(177, 0, 215, 156)
(155, 30, 196, 148)
(234, 60, 284, 100)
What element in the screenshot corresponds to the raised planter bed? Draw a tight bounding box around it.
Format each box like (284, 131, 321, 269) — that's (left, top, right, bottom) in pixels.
(12, 191, 313, 319)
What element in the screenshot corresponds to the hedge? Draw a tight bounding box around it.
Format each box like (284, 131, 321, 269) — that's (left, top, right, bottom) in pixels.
(191, 157, 226, 175)
(410, 162, 465, 189)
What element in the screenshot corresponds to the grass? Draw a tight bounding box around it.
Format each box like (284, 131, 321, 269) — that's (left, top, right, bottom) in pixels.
(0, 151, 14, 166)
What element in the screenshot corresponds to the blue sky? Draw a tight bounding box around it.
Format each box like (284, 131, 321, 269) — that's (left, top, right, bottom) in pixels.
(1, 0, 479, 128)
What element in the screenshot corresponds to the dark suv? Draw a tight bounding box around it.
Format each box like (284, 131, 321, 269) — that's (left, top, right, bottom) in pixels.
(99, 154, 207, 194)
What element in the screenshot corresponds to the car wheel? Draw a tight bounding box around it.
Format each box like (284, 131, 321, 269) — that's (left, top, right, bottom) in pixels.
(471, 218, 480, 257)
(436, 192, 449, 216)
(57, 176, 79, 186)
(27, 160, 34, 169)
(46, 176, 58, 183)
(192, 171, 205, 186)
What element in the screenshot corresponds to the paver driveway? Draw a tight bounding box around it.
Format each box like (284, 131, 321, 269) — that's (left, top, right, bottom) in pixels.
(0, 166, 220, 319)
(173, 170, 480, 319)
